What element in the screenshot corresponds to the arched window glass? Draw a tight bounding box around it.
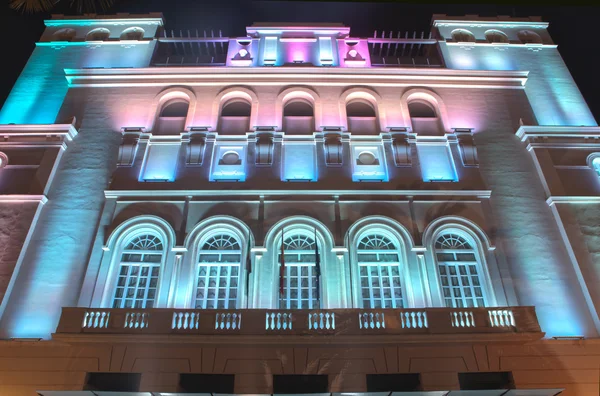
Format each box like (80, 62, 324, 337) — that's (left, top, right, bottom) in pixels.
(435, 233, 485, 308)
(346, 100, 377, 134)
(160, 100, 189, 117)
(121, 27, 145, 40)
(219, 100, 251, 134)
(195, 233, 241, 309)
(357, 234, 403, 308)
(86, 28, 110, 41)
(284, 101, 314, 117)
(112, 233, 164, 309)
(485, 29, 508, 43)
(451, 29, 475, 43)
(279, 232, 319, 309)
(518, 30, 542, 44)
(53, 28, 76, 42)
(408, 101, 437, 118)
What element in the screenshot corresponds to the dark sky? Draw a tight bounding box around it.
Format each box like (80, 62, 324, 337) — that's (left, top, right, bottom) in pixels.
(1, 0, 599, 123)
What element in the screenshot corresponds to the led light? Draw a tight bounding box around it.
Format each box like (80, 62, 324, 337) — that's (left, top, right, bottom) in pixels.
(348, 49, 358, 58)
(238, 48, 248, 57)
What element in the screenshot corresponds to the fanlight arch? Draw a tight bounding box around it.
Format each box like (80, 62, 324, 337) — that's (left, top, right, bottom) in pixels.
(52, 28, 76, 41)
(86, 28, 110, 41)
(451, 29, 475, 43)
(120, 27, 145, 40)
(518, 30, 543, 44)
(485, 29, 509, 43)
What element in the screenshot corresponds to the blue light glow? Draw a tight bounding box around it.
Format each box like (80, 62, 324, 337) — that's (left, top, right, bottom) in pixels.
(282, 144, 317, 181)
(417, 144, 458, 182)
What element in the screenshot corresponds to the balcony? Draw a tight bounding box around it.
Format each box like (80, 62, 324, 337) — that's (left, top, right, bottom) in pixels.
(55, 307, 542, 341)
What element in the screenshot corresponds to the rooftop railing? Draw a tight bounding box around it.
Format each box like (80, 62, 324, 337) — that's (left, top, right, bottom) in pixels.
(55, 307, 541, 337)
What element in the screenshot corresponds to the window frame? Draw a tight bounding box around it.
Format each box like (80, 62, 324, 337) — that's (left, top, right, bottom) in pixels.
(427, 227, 496, 308)
(193, 232, 243, 309)
(356, 233, 405, 309)
(277, 230, 322, 310)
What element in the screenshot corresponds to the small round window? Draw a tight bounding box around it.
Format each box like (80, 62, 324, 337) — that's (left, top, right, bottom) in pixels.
(221, 151, 240, 165)
(357, 151, 376, 165)
(0, 152, 8, 168)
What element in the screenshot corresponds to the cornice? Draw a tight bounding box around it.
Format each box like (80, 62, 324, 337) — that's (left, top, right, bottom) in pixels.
(64, 67, 528, 89)
(104, 189, 492, 199)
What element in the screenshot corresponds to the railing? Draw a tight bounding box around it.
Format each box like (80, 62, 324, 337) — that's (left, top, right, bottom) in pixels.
(56, 307, 541, 337)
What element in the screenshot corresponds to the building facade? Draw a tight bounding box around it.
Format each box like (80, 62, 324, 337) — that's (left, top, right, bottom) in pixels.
(0, 12, 599, 395)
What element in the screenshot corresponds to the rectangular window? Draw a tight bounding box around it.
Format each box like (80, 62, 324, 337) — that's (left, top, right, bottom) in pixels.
(179, 374, 235, 393)
(282, 143, 317, 181)
(366, 373, 421, 392)
(273, 374, 328, 393)
(85, 373, 141, 391)
(139, 143, 180, 182)
(458, 372, 515, 390)
(210, 145, 246, 182)
(351, 145, 388, 182)
(416, 143, 458, 182)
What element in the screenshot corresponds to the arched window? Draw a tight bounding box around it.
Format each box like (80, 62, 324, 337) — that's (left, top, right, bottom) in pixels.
(518, 30, 542, 44)
(485, 29, 508, 43)
(408, 99, 442, 136)
(218, 100, 251, 134)
(112, 233, 164, 309)
(408, 101, 436, 118)
(283, 100, 315, 134)
(52, 28, 76, 42)
(357, 233, 404, 308)
(120, 27, 145, 40)
(434, 233, 486, 308)
(451, 29, 475, 43)
(279, 232, 320, 309)
(346, 100, 377, 134)
(155, 99, 189, 135)
(194, 233, 241, 309)
(86, 28, 110, 41)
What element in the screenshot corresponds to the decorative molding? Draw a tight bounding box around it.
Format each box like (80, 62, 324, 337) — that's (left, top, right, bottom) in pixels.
(64, 68, 528, 90)
(0, 195, 48, 204)
(105, 189, 492, 198)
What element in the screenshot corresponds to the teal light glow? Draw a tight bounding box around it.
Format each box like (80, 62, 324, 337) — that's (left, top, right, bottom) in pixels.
(282, 144, 317, 181)
(0, 42, 156, 125)
(417, 144, 458, 182)
(139, 144, 180, 182)
(263, 37, 278, 65)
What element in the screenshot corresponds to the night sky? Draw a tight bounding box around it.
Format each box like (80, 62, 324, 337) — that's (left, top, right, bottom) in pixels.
(1, 0, 598, 122)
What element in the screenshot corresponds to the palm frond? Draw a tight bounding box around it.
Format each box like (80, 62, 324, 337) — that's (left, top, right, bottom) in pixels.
(68, 0, 114, 13)
(9, 0, 58, 13)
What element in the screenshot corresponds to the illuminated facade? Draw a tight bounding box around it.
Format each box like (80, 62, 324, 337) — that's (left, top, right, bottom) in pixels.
(0, 12, 599, 395)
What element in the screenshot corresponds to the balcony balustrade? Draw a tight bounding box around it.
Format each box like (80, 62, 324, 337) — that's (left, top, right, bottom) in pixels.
(56, 307, 541, 338)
